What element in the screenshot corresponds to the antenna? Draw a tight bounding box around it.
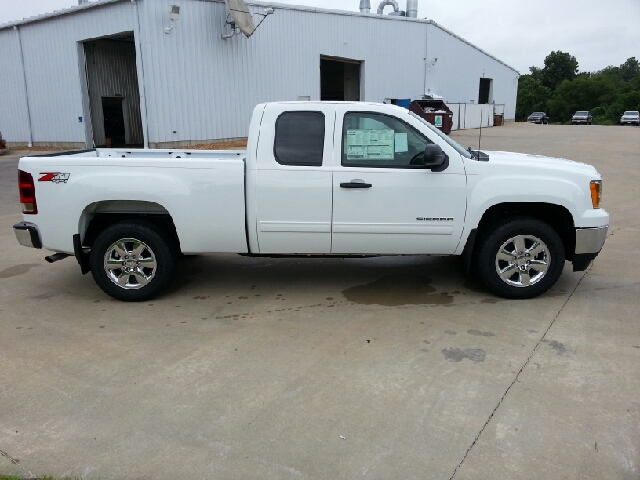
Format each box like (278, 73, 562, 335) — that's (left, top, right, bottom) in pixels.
(224, 0, 255, 36)
(222, 0, 274, 39)
(478, 110, 483, 152)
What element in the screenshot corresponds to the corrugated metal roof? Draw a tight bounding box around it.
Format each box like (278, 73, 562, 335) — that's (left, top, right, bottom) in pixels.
(1, 0, 518, 73)
(0, 0, 125, 31)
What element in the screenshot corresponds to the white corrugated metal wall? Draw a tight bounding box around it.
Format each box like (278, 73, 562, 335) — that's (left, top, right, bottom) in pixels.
(0, 28, 31, 145)
(0, 0, 518, 147)
(425, 23, 518, 120)
(136, 0, 429, 146)
(0, 2, 135, 147)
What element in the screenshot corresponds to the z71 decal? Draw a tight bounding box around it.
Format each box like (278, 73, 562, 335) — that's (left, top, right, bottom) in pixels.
(39, 173, 70, 184)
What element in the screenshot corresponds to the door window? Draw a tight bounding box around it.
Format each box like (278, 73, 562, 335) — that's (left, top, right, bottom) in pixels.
(274, 111, 325, 166)
(342, 112, 432, 168)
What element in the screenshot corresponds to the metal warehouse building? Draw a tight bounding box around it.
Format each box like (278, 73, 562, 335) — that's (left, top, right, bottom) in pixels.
(0, 0, 519, 149)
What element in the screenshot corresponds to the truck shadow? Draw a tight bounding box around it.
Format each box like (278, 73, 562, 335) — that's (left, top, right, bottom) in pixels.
(164, 254, 490, 305)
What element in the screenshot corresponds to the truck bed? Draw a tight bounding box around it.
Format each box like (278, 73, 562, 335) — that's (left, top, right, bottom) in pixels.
(19, 148, 249, 255)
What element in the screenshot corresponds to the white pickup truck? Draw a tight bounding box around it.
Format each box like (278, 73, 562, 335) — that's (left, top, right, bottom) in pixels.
(14, 102, 609, 301)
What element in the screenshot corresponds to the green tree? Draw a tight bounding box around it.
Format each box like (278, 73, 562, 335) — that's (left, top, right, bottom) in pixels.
(515, 75, 551, 120)
(541, 51, 579, 91)
(619, 57, 640, 82)
(547, 76, 616, 122)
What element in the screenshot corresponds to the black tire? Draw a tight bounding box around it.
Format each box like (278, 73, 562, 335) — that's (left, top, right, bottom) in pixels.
(476, 218, 565, 299)
(90, 222, 176, 302)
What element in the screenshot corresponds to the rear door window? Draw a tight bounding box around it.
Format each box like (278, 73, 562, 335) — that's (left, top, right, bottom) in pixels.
(274, 112, 325, 166)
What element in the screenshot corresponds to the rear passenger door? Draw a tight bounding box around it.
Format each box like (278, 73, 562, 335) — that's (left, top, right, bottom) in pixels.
(254, 104, 335, 254)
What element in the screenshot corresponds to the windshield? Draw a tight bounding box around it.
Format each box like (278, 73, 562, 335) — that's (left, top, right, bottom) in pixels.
(624, 111, 639, 115)
(408, 111, 472, 159)
(530, 112, 543, 116)
(575, 111, 589, 116)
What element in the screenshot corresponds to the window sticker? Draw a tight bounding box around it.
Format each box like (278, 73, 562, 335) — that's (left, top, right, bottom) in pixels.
(394, 133, 408, 153)
(346, 129, 394, 160)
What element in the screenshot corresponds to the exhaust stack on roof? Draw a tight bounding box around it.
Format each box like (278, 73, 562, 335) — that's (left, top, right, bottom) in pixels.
(406, 0, 418, 18)
(359, 0, 371, 13)
(377, 0, 399, 14)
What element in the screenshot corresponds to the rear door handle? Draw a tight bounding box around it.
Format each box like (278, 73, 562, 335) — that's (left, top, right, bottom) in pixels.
(340, 180, 372, 189)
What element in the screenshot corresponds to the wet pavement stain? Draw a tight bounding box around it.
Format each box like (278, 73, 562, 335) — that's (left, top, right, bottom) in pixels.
(442, 347, 486, 363)
(445, 330, 457, 335)
(542, 339, 567, 355)
(0, 264, 40, 279)
(341, 275, 454, 306)
(481, 298, 500, 304)
(467, 329, 495, 337)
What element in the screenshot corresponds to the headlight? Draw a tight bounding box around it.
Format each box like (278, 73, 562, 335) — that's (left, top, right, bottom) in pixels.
(590, 180, 602, 208)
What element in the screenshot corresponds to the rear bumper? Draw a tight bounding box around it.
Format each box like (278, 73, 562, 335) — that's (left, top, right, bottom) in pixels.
(14, 222, 42, 249)
(573, 225, 608, 271)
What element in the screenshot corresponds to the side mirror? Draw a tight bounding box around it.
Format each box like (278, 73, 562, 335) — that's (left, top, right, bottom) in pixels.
(423, 144, 449, 172)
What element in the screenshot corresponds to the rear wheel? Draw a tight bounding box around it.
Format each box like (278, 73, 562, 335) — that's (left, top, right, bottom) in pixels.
(476, 218, 565, 299)
(90, 222, 176, 302)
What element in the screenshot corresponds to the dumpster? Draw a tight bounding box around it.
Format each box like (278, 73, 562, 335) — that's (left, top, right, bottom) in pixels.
(409, 100, 454, 135)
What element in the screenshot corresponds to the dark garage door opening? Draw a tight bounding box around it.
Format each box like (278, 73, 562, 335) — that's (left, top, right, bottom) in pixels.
(84, 34, 143, 148)
(478, 78, 493, 105)
(321, 57, 361, 101)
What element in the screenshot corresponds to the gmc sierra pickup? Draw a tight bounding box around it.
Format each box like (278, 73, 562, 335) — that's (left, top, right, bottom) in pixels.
(14, 102, 609, 301)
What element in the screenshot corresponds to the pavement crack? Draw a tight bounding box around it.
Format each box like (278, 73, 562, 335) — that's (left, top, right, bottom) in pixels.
(448, 270, 588, 480)
(0, 449, 36, 479)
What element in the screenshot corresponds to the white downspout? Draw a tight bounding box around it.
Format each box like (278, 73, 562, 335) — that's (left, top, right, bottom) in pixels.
(14, 26, 34, 148)
(133, 0, 150, 149)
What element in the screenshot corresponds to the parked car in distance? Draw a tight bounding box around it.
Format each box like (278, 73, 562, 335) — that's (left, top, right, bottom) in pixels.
(620, 111, 640, 126)
(527, 112, 549, 124)
(572, 111, 593, 125)
(0, 131, 6, 149)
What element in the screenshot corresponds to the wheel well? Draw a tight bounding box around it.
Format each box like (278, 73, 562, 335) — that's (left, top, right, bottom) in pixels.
(82, 211, 180, 253)
(474, 203, 576, 260)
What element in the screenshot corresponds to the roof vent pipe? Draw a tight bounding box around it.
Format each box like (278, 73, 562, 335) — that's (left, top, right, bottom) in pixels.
(359, 0, 371, 13)
(377, 0, 399, 14)
(406, 0, 418, 18)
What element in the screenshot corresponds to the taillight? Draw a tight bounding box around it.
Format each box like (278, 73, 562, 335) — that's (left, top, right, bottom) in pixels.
(18, 170, 38, 215)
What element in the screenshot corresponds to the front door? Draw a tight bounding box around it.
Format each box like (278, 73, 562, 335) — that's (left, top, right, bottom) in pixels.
(331, 107, 467, 254)
(254, 103, 336, 254)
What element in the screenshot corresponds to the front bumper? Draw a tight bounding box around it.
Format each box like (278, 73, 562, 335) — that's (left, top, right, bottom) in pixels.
(13, 222, 42, 249)
(573, 225, 608, 271)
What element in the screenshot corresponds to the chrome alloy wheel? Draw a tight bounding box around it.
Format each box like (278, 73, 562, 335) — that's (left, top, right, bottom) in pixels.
(103, 238, 158, 290)
(494, 235, 551, 288)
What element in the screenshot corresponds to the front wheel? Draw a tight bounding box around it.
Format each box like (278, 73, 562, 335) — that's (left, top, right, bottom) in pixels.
(90, 222, 176, 302)
(476, 218, 565, 299)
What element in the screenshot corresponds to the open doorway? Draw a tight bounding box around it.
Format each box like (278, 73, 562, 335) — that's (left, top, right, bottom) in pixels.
(102, 97, 126, 147)
(320, 56, 362, 101)
(478, 78, 493, 105)
(83, 34, 143, 148)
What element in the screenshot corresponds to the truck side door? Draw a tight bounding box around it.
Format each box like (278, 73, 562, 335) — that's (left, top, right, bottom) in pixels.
(253, 103, 335, 254)
(331, 105, 467, 254)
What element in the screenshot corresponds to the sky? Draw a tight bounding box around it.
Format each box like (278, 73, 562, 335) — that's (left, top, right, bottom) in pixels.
(1, 0, 638, 74)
